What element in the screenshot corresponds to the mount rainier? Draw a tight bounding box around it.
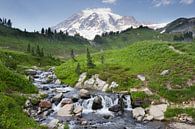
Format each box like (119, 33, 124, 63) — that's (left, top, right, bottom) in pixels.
(52, 8, 167, 40)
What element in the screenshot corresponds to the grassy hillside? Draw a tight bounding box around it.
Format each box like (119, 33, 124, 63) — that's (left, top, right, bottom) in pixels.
(0, 47, 63, 129)
(0, 24, 175, 59)
(0, 61, 42, 129)
(0, 24, 94, 58)
(94, 27, 173, 49)
(0, 48, 62, 72)
(56, 41, 195, 103)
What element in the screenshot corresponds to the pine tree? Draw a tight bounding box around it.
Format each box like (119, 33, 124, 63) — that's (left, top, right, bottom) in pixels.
(31, 47, 35, 56)
(36, 45, 41, 56)
(41, 28, 45, 34)
(40, 48, 44, 57)
(7, 19, 12, 27)
(86, 48, 95, 68)
(75, 63, 81, 75)
(70, 49, 77, 61)
(27, 43, 31, 53)
(100, 55, 104, 64)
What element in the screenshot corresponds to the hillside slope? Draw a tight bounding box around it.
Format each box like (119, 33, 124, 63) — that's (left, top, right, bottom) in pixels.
(162, 17, 195, 37)
(56, 41, 195, 103)
(0, 24, 92, 58)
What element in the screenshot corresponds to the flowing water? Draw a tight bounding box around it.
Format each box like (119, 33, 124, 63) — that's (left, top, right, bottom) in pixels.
(30, 69, 166, 129)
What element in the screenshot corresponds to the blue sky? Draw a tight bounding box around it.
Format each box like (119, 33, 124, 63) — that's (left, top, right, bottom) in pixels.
(0, 0, 194, 31)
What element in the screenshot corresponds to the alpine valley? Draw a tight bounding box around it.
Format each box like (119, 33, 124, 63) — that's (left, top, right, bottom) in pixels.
(0, 5, 195, 129)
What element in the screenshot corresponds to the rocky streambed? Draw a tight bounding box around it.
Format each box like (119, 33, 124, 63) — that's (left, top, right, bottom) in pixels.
(24, 68, 167, 129)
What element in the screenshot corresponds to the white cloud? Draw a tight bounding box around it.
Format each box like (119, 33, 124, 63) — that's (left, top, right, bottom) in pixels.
(153, 0, 172, 7)
(102, 0, 117, 4)
(180, 0, 194, 4)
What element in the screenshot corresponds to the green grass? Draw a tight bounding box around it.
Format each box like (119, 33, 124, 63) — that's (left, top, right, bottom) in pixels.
(56, 41, 195, 103)
(165, 108, 195, 119)
(94, 27, 173, 50)
(0, 47, 63, 128)
(0, 93, 41, 129)
(0, 24, 94, 58)
(0, 61, 42, 129)
(0, 48, 62, 73)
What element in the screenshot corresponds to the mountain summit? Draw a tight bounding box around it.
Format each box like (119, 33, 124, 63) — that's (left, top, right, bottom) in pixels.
(52, 8, 166, 40)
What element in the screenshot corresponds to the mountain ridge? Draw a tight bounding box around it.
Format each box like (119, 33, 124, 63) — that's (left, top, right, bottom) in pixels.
(52, 8, 166, 40)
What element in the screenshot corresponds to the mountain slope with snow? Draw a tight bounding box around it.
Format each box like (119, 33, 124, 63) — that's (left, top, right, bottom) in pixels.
(52, 8, 141, 40)
(52, 8, 166, 40)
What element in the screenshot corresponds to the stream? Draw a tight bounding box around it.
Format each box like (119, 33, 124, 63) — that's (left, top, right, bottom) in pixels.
(26, 68, 166, 129)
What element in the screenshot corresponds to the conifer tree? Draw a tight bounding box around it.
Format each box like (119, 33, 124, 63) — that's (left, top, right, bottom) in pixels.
(100, 55, 104, 64)
(41, 28, 45, 34)
(31, 47, 35, 56)
(70, 49, 77, 61)
(75, 63, 81, 75)
(7, 19, 12, 27)
(27, 43, 31, 53)
(86, 48, 95, 68)
(36, 45, 41, 56)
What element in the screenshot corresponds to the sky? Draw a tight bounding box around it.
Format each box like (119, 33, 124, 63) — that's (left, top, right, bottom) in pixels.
(0, 0, 194, 31)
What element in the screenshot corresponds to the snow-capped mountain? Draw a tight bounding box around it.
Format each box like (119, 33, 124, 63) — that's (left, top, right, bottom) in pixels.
(52, 8, 166, 40)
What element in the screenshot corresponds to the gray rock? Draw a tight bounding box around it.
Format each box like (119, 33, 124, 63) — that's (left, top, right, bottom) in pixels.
(52, 93, 63, 103)
(57, 104, 73, 117)
(79, 89, 90, 99)
(132, 107, 145, 121)
(92, 96, 103, 110)
(108, 104, 121, 112)
(48, 119, 59, 129)
(149, 104, 167, 120)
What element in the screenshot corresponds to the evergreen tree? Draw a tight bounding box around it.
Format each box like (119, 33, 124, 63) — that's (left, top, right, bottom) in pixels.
(7, 19, 12, 27)
(40, 48, 44, 57)
(0, 18, 2, 24)
(75, 63, 81, 75)
(100, 55, 104, 64)
(86, 48, 95, 68)
(41, 28, 45, 34)
(27, 43, 31, 53)
(36, 45, 41, 56)
(70, 49, 77, 61)
(31, 47, 35, 56)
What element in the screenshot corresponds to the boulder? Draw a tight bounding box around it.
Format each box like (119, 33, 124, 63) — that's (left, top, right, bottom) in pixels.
(52, 93, 63, 103)
(57, 104, 73, 117)
(143, 114, 154, 121)
(108, 104, 121, 112)
(137, 74, 146, 81)
(61, 98, 73, 107)
(75, 72, 87, 88)
(149, 104, 167, 121)
(71, 94, 79, 102)
(48, 119, 59, 129)
(84, 77, 95, 89)
(39, 100, 52, 109)
(94, 77, 107, 90)
(92, 96, 103, 110)
(73, 106, 83, 114)
(79, 89, 90, 99)
(160, 70, 169, 76)
(132, 107, 145, 121)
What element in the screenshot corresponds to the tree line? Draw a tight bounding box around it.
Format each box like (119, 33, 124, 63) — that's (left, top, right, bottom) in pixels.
(0, 18, 12, 27)
(27, 44, 44, 57)
(173, 31, 193, 41)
